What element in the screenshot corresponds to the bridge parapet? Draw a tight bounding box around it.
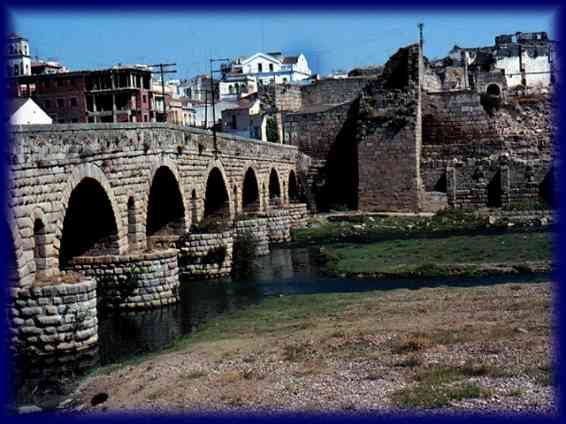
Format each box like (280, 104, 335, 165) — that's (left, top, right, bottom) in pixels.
(8, 123, 299, 167)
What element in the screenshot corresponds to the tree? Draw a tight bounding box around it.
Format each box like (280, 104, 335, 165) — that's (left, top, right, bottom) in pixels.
(265, 116, 278, 143)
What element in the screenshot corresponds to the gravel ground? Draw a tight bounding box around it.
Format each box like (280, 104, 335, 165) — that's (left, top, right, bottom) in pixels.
(70, 281, 556, 416)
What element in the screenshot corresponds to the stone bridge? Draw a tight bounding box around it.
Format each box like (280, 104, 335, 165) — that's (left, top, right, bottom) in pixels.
(7, 123, 308, 289)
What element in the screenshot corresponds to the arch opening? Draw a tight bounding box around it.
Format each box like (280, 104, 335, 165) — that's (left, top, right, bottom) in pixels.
(33, 219, 47, 276)
(146, 167, 185, 237)
(486, 84, 501, 97)
(59, 178, 119, 269)
(433, 173, 447, 193)
(269, 169, 282, 207)
(242, 168, 260, 212)
(204, 167, 230, 220)
(288, 170, 300, 203)
(487, 170, 502, 207)
(539, 170, 554, 208)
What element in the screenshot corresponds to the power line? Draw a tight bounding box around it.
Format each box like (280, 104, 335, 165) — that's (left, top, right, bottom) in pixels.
(147, 63, 177, 122)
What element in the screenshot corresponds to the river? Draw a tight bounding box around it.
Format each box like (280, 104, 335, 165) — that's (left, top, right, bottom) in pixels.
(11, 245, 551, 411)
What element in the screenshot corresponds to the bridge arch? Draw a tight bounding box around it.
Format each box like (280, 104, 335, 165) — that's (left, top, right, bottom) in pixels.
(59, 178, 121, 269)
(203, 160, 233, 221)
(145, 165, 187, 237)
(288, 169, 300, 203)
(268, 168, 282, 207)
(143, 159, 188, 235)
(242, 167, 261, 212)
(56, 164, 126, 269)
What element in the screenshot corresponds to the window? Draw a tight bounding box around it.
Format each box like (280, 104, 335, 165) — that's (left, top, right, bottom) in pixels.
(269, 63, 274, 72)
(231, 114, 237, 130)
(70, 97, 77, 107)
(57, 79, 64, 87)
(14, 64, 19, 76)
(70, 78, 75, 86)
(143, 95, 147, 103)
(58, 119, 65, 123)
(144, 115, 148, 122)
(57, 98, 64, 109)
(229, 85, 234, 94)
(258, 63, 263, 73)
(71, 118, 78, 123)
(45, 100, 51, 109)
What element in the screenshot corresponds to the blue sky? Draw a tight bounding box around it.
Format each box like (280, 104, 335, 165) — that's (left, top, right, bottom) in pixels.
(9, 9, 558, 79)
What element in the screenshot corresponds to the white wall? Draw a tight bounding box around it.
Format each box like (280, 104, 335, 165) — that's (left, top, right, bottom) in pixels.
(11, 100, 53, 125)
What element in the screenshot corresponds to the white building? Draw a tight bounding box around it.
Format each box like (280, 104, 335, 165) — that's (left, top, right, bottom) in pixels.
(177, 75, 217, 102)
(447, 32, 557, 90)
(7, 33, 32, 77)
(10, 98, 52, 125)
(219, 51, 311, 98)
(221, 93, 263, 139)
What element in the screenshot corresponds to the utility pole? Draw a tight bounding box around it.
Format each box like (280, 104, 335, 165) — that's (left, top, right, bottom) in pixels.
(204, 89, 208, 129)
(417, 23, 424, 90)
(209, 57, 230, 155)
(148, 63, 177, 122)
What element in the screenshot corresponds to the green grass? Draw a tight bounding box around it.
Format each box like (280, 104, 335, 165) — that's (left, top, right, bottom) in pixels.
(168, 292, 362, 349)
(391, 382, 493, 409)
(321, 231, 551, 276)
(291, 212, 490, 246)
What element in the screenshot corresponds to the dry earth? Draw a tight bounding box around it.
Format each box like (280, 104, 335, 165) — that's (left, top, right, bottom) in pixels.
(72, 281, 556, 415)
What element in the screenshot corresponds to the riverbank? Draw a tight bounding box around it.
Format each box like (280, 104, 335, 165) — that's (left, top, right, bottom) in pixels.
(73, 280, 554, 414)
(291, 211, 553, 278)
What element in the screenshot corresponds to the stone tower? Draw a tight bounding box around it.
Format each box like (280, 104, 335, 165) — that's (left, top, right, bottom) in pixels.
(7, 33, 32, 77)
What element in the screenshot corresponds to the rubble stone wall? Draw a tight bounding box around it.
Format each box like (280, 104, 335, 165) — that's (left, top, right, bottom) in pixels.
(421, 91, 555, 209)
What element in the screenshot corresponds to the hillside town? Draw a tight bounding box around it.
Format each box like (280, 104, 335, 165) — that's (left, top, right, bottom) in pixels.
(8, 30, 557, 136)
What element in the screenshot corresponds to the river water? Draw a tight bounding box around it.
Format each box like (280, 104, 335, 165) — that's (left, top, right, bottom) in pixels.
(12, 245, 551, 410)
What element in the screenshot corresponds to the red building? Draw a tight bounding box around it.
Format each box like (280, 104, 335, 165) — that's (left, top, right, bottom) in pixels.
(13, 67, 158, 123)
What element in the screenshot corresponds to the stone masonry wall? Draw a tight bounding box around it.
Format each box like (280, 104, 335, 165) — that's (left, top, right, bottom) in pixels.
(177, 232, 234, 279)
(68, 249, 179, 310)
(284, 102, 353, 160)
(300, 78, 372, 107)
(287, 203, 309, 229)
(10, 278, 98, 364)
(233, 217, 270, 256)
(421, 91, 555, 209)
(266, 209, 291, 244)
(355, 87, 421, 211)
(8, 123, 301, 288)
